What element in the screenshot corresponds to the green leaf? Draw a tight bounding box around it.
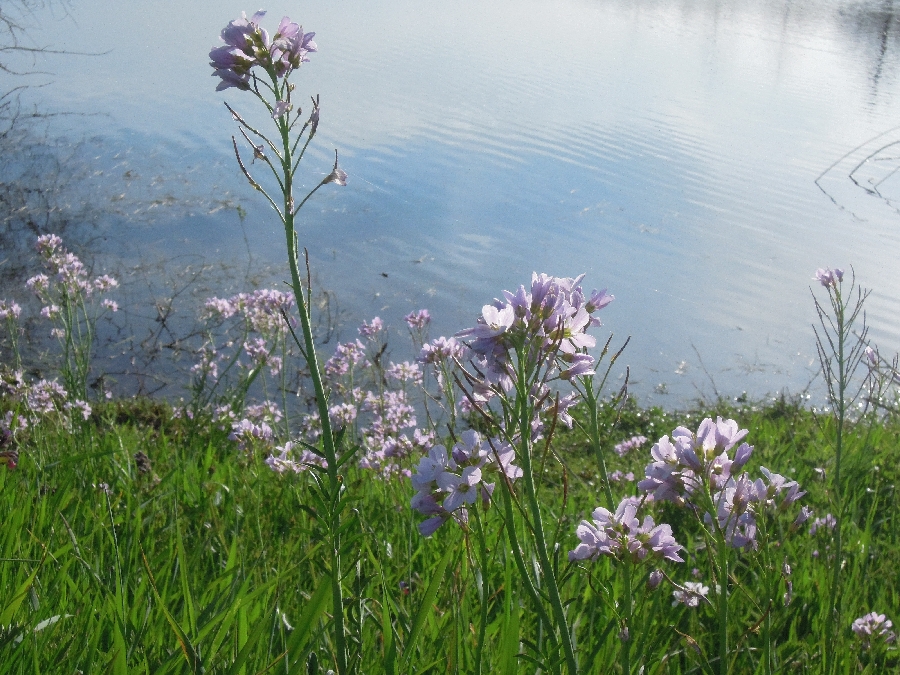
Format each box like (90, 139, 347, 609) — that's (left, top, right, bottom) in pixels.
(401, 543, 455, 665)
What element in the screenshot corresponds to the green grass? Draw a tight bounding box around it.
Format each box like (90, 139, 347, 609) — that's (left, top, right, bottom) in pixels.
(0, 395, 897, 674)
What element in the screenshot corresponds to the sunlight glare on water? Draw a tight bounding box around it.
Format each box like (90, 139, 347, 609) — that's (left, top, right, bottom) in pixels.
(4, 0, 900, 403)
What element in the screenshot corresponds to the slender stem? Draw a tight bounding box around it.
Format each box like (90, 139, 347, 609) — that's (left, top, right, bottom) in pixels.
(271, 75, 347, 675)
(498, 479, 559, 656)
(760, 520, 773, 675)
(472, 510, 489, 675)
(515, 349, 579, 675)
(824, 286, 846, 675)
(584, 378, 615, 511)
(621, 561, 633, 675)
(717, 538, 729, 675)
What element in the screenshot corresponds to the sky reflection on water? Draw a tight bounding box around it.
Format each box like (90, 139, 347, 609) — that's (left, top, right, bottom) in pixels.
(4, 0, 900, 404)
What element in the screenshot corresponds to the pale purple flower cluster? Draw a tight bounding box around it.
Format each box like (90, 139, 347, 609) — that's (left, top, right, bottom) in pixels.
(358, 317, 384, 339)
(0, 300, 21, 320)
(265, 441, 326, 473)
(410, 430, 522, 536)
(404, 309, 431, 330)
(814, 267, 844, 288)
(203, 289, 294, 336)
(28, 235, 118, 303)
(24, 236, 118, 333)
(193, 345, 221, 382)
(608, 470, 635, 483)
(638, 417, 804, 550)
(386, 361, 423, 384)
(614, 435, 648, 457)
(809, 513, 837, 536)
(569, 497, 684, 564)
(672, 581, 710, 608)
(324, 339, 367, 377)
(358, 389, 418, 473)
(24, 379, 67, 416)
(638, 417, 753, 503)
(419, 336, 467, 365)
(851, 612, 896, 649)
(210, 11, 317, 91)
(229, 418, 274, 452)
(456, 273, 612, 391)
(64, 400, 92, 421)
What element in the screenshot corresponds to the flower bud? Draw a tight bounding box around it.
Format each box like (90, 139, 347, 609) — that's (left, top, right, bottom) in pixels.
(647, 569, 664, 590)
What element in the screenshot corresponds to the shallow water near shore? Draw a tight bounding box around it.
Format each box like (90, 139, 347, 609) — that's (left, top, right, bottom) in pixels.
(4, 0, 900, 404)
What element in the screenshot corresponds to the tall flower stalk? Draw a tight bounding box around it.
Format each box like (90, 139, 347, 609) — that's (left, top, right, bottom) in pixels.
(811, 267, 870, 675)
(210, 12, 349, 674)
(443, 273, 613, 674)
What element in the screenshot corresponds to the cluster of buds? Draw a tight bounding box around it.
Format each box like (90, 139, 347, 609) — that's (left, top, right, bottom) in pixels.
(410, 430, 523, 536)
(814, 267, 844, 289)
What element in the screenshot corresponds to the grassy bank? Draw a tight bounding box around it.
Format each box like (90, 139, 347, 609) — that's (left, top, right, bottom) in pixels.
(1, 394, 896, 674)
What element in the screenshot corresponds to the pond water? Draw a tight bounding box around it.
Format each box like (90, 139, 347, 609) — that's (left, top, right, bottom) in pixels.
(3, 0, 900, 405)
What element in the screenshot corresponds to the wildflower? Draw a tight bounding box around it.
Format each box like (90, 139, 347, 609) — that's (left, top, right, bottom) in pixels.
(325, 339, 366, 377)
(328, 402, 357, 428)
(639, 417, 753, 500)
(851, 612, 896, 650)
(569, 497, 684, 564)
(673, 581, 709, 608)
(865, 345, 877, 367)
(323, 150, 347, 186)
(272, 100, 291, 119)
(752, 467, 805, 510)
(647, 569, 664, 590)
(229, 418, 274, 452)
(814, 268, 844, 288)
(409, 432, 522, 535)
(614, 435, 648, 457)
(35, 234, 63, 255)
(386, 361, 423, 384)
(792, 505, 813, 530)
(0, 300, 21, 320)
(809, 513, 837, 536)
(26, 274, 50, 295)
(102, 299, 119, 312)
(404, 309, 431, 330)
(25, 380, 67, 415)
(210, 11, 315, 90)
(419, 336, 467, 364)
(93, 275, 119, 292)
(64, 400, 92, 421)
(358, 317, 384, 338)
(245, 401, 283, 424)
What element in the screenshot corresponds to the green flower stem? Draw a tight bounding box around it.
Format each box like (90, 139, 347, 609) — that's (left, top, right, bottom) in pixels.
(269, 76, 347, 675)
(824, 285, 847, 675)
(515, 348, 578, 675)
(759, 519, 775, 675)
(497, 478, 560, 664)
(472, 509, 489, 675)
(621, 561, 633, 675)
(582, 377, 615, 512)
(717, 539, 729, 675)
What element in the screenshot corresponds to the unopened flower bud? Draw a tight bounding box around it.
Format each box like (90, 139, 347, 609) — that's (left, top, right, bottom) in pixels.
(647, 569, 664, 590)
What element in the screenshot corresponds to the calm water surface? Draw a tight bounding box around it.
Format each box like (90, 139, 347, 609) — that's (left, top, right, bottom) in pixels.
(4, 0, 900, 404)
